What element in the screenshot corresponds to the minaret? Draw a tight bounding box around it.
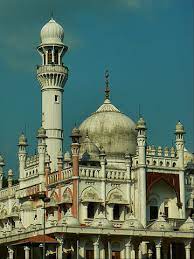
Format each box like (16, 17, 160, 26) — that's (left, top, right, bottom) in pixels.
(175, 121, 186, 218)
(175, 121, 185, 168)
(18, 133, 28, 181)
(136, 117, 147, 226)
(0, 155, 5, 189)
(37, 127, 47, 176)
(37, 18, 68, 171)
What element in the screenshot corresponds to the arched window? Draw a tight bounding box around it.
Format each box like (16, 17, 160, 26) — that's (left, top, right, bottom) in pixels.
(48, 49, 52, 64)
(87, 203, 95, 219)
(54, 49, 59, 64)
(113, 204, 120, 220)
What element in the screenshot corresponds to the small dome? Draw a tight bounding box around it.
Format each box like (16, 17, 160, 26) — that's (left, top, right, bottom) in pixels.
(175, 121, 185, 134)
(79, 99, 137, 158)
(122, 214, 144, 230)
(40, 18, 64, 45)
(148, 215, 173, 231)
(179, 217, 194, 232)
(18, 133, 27, 146)
(37, 127, 46, 138)
(8, 169, 13, 177)
(60, 209, 79, 227)
(64, 151, 71, 161)
(136, 117, 146, 130)
(91, 212, 112, 228)
(80, 133, 100, 161)
(71, 127, 80, 136)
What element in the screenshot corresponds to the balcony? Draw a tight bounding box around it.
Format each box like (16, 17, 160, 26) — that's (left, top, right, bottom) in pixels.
(37, 64, 68, 75)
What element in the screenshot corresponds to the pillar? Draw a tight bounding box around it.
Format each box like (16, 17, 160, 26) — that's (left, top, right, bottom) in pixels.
(7, 246, 14, 259)
(70, 127, 81, 218)
(125, 240, 132, 259)
(185, 241, 191, 259)
(155, 240, 162, 259)
(163, 244, 169, 259)
(175, 121, 186, 218)
(136, 117, 147, 226)
(24, 246, 30, 259)
(148, 248, 153, 259)
(108, 240, 112, 259)
(55, 235, 64, 259)
(94, 240, 100, 259)
(101, 247, 105, 259)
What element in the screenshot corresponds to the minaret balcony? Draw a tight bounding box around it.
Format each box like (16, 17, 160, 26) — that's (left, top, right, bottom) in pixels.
(37, 64, 68, 76)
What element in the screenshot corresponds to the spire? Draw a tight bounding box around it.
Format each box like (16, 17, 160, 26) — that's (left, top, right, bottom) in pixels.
(105, 69, 110, 100)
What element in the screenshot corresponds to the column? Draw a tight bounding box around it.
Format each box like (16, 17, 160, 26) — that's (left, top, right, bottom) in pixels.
(108, 240, 112, 259)
(185, 241, 191, 259)
(163, 244, 169, 259)
(132, 242, 140, 259)
(94, 241, 100, 259)
(155, 240, 162, 259)
(55, 235, 63, 259)
(101, 247, 106, 259)
(24, 246, 30, 259)
(79, 246, 85, 258)
(148, 248, 153, 259)
(7, 246, 14, 259)
(125, 240, 132, 259)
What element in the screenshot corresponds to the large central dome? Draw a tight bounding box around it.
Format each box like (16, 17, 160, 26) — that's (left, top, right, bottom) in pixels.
(79, 98, 137, 158)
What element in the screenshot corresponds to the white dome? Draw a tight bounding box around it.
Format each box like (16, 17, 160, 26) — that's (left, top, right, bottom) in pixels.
(40, 18, 64, 45)
(122, 214, 144, 230)
(148, 215, 173, 231)
(79, 99, 137, 158)
(179, 217, 194, 232)
(60, 210, 79, 227)
(91, 212, 113, 228)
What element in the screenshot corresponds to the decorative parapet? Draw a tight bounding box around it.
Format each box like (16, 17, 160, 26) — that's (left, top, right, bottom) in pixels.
(79, 167, 100, 178)
(106, 169, 126, 180)
(145, 145, 178, 168)
(17, 183, 43, 198)
(26, 155, 39, 167)
(146, 145, 176, 158)
(0, 185, 19, 200)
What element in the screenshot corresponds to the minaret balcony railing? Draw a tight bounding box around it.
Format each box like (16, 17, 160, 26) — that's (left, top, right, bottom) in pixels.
(37, 64, 68, 75)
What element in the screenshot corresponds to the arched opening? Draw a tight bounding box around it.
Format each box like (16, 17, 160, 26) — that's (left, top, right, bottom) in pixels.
(87, 203, 95, 219)
(113, 204, 121, 220)
(147, 179, 179, 220)
(48, 49, 52, 64)
(54, 49, 59, 64)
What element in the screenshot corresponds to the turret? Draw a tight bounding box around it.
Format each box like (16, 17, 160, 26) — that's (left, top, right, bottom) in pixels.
(37, 18, 68, 171)
(175, 121, 185, 168)
(37, 127, 47, 175)
(70, 127, 81, 218)
(8, 169, 13, 188)
(0, 155, 5, 189)
(136, 117, 147, 226)
(136, 117, 147, 166)
(18, 133, 27, 181)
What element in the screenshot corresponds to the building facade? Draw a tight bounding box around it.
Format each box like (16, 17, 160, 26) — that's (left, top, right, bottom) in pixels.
(0, 18, 194, 259)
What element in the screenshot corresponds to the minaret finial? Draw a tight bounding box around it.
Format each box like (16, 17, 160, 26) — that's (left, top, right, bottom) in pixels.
(105, 69, 110, 100)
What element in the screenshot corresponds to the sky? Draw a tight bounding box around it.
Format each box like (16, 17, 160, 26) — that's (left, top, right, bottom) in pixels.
(0, 0, 193, 177)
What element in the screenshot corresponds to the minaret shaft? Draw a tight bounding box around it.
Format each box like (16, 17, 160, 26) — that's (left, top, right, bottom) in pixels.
(37, 18, 68, 171)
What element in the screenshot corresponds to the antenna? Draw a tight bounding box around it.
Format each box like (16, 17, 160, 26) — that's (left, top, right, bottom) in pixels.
(138, 104, 141, 118)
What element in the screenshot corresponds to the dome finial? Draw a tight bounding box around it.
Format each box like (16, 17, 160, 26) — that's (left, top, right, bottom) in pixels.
(105, 69, 110, 100)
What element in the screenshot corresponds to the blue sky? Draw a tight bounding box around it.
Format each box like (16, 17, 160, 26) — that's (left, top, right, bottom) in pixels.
(0, 0, 193, 176)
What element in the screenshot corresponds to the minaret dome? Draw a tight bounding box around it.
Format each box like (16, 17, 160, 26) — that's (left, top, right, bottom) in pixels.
(40, 18, 64, 45)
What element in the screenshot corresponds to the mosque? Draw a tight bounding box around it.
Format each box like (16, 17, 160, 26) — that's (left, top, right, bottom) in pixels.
(0, 18, 194, 259)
